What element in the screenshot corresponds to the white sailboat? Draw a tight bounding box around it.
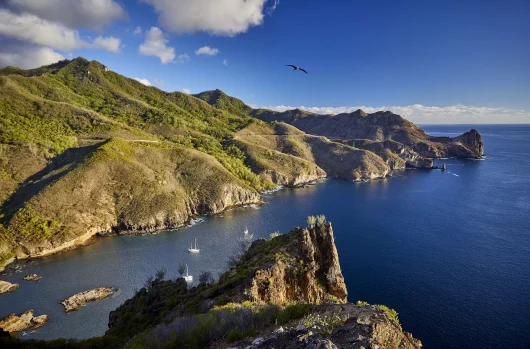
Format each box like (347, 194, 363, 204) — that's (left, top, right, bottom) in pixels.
(183, 264, 193, 283)
(244, 226, 249, 235)
(188, 238, 200, 253)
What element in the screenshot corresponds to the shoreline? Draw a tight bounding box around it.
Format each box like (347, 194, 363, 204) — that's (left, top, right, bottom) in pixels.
(0, 158, 475, 272)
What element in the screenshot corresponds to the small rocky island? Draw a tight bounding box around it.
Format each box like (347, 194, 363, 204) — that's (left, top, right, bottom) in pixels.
(0, 280, 19, 294)
(0, 310, 48, 333)
(23, 274, 40, 282)
(61, 287, 114, 312)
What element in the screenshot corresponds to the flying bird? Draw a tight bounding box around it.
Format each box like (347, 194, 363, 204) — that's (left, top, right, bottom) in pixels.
(286, 65, 308, 74)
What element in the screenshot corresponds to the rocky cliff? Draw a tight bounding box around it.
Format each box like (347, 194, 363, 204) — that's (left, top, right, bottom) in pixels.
(103, 222, 421, 349)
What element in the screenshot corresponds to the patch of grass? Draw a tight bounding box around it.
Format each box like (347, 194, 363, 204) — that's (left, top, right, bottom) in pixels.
(376, 304, 399, 324)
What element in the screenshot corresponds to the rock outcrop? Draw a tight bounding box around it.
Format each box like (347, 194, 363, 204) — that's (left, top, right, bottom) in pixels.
(23, 274, 40, 282)
(0, 280, 19, 294)
(0, 310, 48, 332)
(239, 223, 348, 305)
(61, 287, 114, 312)
(229, 304, 421, 349)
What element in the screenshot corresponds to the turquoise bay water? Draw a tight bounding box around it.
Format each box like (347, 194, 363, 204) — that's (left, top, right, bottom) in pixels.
(1, 125, 529, 348)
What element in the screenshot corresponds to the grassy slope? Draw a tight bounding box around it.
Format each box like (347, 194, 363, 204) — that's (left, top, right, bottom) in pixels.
(0, 57, 391, 266)
(0, 58, 264, 264)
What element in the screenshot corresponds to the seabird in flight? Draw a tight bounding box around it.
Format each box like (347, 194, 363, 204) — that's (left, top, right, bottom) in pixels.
(286, 65, 308, 74)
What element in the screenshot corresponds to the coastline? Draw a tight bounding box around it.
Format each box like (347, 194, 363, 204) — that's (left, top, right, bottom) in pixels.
(0, 151, 482, 273)
(0, 163, 461, 272)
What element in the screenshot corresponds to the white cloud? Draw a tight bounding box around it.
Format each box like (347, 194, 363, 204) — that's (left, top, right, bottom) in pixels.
(93, 36, 121, 53)
(0, 45, 65, 69)
(134, 26, 142, 36)
(0, 9, 122, 52)
(153, 79, 164, 87)
(6, 0, 126, 31)
(223, 59, 228, 66)
(133, 77, 151, 86)
(195, 46, 220, 56)
(262, 104, 530, 124)
(181, 88, 191, 94)
(142, 0, 268, 36)
(139, 27, 175, 64)
(176, 53, 190, 63)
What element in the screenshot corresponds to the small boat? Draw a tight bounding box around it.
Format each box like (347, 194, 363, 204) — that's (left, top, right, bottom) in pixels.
(188, 238, 200, 253)
(441, 163, 447, 171)
(183, 264, 193, 283)
(244, 226, 249, 235)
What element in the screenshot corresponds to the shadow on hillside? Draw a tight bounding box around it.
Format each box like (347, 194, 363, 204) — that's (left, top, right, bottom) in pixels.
(0, 144, 101, 223)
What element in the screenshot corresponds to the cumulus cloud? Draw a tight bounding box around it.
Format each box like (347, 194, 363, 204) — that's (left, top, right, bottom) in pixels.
(142, 0, 268, 36)
(6, 0, 126, 31)
(139, 27, 175, 64)
(262, 104, 530, 124)
(0, 45, 65, 69)
(195, 46, 220, 56)
(181, 88, 191, 94)
(133, 77, 151, 86)
(0, 9, 122, 52)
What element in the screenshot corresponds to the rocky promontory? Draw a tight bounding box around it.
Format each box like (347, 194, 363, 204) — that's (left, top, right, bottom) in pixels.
(61, 287, 114, 312)
(0, 310, 48, 333)
(106, 221, 421, 348)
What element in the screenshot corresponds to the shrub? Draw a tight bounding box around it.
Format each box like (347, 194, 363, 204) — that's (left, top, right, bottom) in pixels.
(307, 215, 316, 228)
(178, 264, 186, 277)
(155, 268, 166, 281)
(299, 311, 348, 337)
(199, 271, 215, 285)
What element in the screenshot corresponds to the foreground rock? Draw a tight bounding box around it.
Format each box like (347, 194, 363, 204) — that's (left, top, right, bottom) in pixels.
(23, 274, 40, 282)
(61, 287, 114, 312)
(0, 280, 19, 294)
(0, 310, 48, 332)
(228, 304, 421, 349)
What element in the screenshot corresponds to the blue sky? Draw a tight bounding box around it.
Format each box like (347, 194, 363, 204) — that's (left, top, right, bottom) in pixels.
(0, 0, 529, 123)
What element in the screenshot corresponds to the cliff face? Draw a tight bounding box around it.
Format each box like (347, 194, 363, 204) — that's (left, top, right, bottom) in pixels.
(105, 222, 421, 349)
(236, 223, 347, 305)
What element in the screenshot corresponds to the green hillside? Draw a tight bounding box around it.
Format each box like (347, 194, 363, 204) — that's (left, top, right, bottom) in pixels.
(0, 58, 393, 267)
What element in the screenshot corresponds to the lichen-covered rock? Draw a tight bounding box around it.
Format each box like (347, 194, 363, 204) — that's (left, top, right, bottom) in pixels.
(61, 287, 114, 312)
(0, 280, 19, 294)
(0, 310, 48, 332)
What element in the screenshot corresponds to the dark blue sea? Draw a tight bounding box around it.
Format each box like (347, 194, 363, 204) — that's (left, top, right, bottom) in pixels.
(1, 124, 529, 348)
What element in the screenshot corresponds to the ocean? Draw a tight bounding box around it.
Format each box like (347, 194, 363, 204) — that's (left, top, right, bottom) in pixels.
(1, 124, 529, 348)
